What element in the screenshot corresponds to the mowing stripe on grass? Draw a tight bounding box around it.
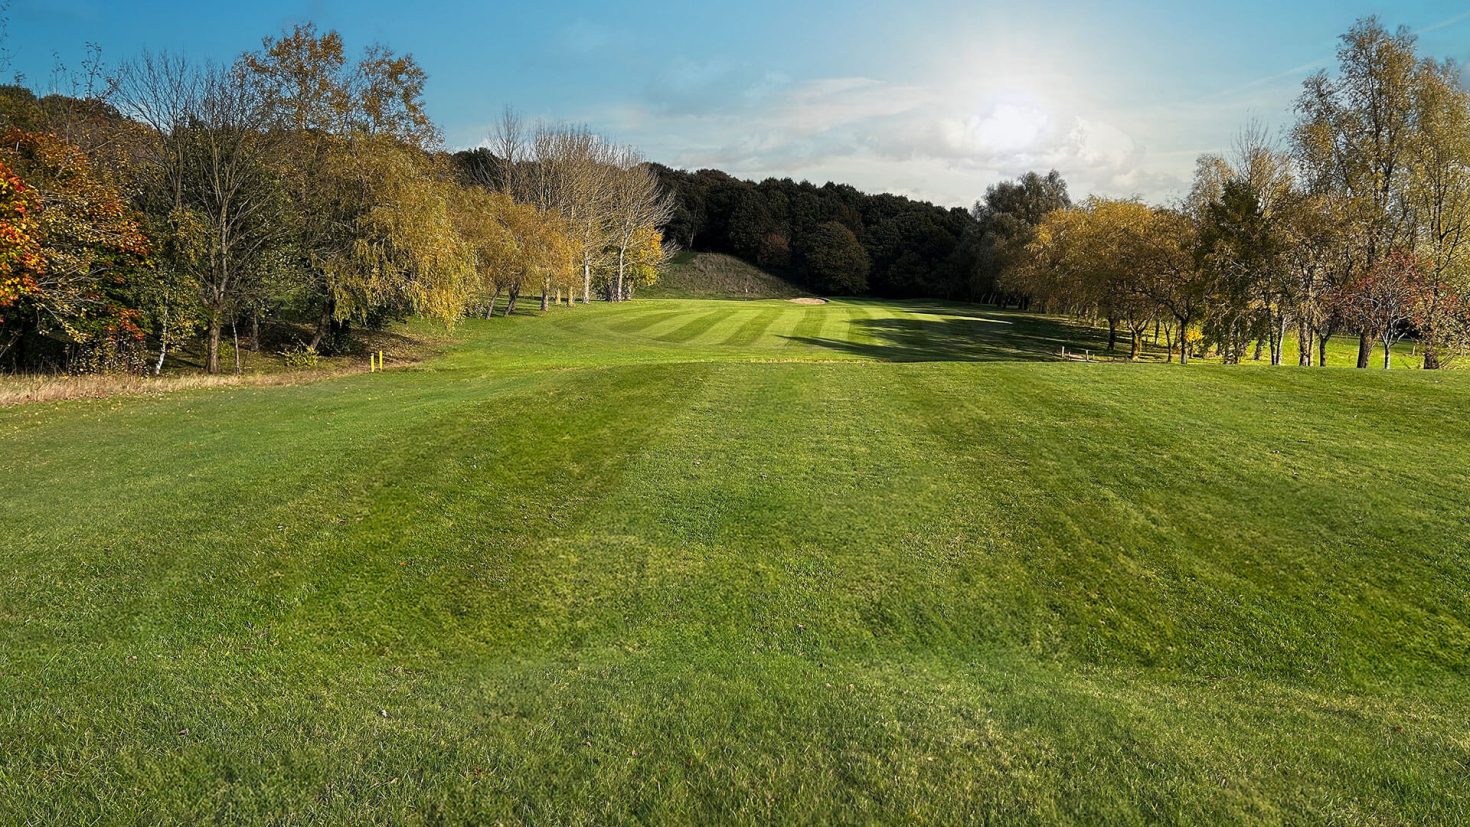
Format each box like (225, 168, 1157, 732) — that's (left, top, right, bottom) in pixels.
(656, 309, 732, 343)
(784, 304, 831, 349)
(721, 305, 784, 347)
(842, 302, 883, 348)
(608, 307, 684, 334)
(683, 304, 752, 347)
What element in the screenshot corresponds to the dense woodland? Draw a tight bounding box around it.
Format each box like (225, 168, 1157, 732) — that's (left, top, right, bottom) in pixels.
(2, 16, 1468, 374)
(0, 25, 671, 374)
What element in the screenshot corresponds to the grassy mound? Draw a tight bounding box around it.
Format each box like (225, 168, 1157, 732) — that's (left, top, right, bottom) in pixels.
(3, 298, 1467, 822)
(642, 251, 809, 299)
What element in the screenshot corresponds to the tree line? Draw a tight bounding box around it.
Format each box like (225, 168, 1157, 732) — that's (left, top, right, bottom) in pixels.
(653, 167, 991, 300)
(999, 18, 1470, 369)
(0, 24, 672, 374)
(7, 16, 1463, 375)
(655, 18, 1470, 370)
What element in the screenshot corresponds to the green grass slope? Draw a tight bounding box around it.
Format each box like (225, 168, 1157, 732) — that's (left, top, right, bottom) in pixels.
(641, 251, 810, 299)
(3, 299, 1468, 823)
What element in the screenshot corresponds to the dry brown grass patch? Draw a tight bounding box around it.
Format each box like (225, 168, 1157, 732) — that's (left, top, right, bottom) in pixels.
(0, 365, 383, 407)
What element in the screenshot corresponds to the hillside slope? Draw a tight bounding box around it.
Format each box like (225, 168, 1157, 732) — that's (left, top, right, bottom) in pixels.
(643, 251, 810, 299)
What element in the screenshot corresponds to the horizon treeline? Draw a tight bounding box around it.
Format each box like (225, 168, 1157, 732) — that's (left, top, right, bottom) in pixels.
(0, 24, 672, 374)
(668, 17, 1470, 369)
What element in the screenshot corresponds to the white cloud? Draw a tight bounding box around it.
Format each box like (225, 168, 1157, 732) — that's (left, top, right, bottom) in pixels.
(603, 71, 1184, 206)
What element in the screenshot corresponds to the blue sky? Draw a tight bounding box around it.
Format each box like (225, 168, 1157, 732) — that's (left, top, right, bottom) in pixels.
(9, 0, 1470, 206)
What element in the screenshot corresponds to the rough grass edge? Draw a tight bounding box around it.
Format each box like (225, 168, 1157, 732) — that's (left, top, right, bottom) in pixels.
(0, 362, 401, 407)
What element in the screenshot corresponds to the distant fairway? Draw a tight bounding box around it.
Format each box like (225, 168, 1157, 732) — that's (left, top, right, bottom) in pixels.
(4, 298, 1468, 823)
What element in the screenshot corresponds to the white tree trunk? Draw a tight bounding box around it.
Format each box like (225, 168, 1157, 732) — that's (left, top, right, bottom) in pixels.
(154, 298, 170, 376)
(616, 247, 626, 301)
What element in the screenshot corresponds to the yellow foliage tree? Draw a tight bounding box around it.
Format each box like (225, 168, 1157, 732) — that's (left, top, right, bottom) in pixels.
(320, 137, 473, 325)
(620, 226, 668, 299)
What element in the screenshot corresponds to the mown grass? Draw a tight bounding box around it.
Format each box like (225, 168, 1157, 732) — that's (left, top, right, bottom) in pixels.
(2, 298, 1467, 824)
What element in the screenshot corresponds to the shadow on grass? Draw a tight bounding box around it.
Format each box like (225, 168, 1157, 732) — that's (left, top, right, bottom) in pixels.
(163, 325, 433, 373)
(786, 301, 1146, 363)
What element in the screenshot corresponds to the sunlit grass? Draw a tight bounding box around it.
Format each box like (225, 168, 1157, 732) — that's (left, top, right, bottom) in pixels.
(3, 298, 1467, 823)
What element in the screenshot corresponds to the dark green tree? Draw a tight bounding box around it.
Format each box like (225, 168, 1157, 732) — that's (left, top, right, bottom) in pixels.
(801, 221, 870, 294)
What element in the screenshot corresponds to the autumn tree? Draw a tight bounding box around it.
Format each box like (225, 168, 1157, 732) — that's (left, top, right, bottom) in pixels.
(528, 124, 617, 308)
(118, 54, 286, 373)
(241, 24, 455, 351)
(1336, 249, 1417, 368)
(1131, 207, 1204, 364)
(491, 198, 575, 316)
(453, 185, 518, 316)
(968, 170, 1071, 304)
(606, 147, 673, 301)
(0, 156, 42, 363)
(477, 112, 629, 306)
(1295, 18, 1420, 368)
(1021, 199, 1158, 358)
(319, 139, 472, 325)
(620, 226, 670, 299)
(0, 128, 150, 371)
(1280, 192, 1352, 366)
(1402, 56, 1470, 368)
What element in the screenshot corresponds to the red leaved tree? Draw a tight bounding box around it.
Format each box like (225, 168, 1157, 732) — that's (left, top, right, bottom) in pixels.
(0, 128, 151, 372)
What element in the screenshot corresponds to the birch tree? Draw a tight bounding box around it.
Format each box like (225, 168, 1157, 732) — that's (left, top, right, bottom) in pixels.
(1403, 57, 1470, 368)
(1294, 18, 1420, 368)
(606, 147, 672, 301)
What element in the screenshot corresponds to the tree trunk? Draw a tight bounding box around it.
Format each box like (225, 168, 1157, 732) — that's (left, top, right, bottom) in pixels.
(1298, 320, 1312, 366)
(1175, 317, 1188, 365)
(206, 316, 222, 374)
(1318, 332, 1330, 367)
(154, 299, 171, 376)
(1106, 317, 1118, 352)
(232, 317, 241, 374)
(251, 310, 260, 352)
(1355, 332, 1370, 369)
(616, 247, 626, 302)
(583, 255, 592, 304)
(504, 284, 520, 316)
(1424, 345, 1441, 370)
(310, 297, 335, 352)
(1382, 338, 1391, 369)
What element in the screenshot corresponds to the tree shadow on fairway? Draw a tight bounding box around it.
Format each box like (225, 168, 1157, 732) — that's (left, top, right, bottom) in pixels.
(786, 301, 1130, 363)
